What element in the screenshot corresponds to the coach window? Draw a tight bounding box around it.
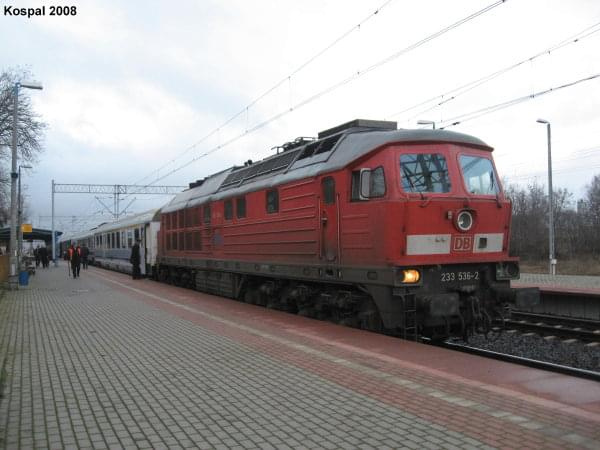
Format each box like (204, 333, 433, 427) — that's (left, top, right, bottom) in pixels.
(236, 197, 246, 218)
(203, 204, 211, 224)
(322, 177, 335, 204)
(134, 228, 140, 242)
(266, 189, 279, 213)
(224, 199, 233, 220)
(116, 231, 120, 248)
(112, 233, 116, 248)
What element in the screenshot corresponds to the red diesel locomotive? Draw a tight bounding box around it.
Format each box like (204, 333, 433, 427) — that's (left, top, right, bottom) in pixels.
(156, 119, 538, 340)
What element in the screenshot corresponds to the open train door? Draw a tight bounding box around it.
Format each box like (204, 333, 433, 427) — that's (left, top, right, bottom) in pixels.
(320, 176, 339, 262)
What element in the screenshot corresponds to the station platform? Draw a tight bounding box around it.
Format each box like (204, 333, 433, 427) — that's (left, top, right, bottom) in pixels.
(515, 273, 600, 295)
(1, 266, 599, 449)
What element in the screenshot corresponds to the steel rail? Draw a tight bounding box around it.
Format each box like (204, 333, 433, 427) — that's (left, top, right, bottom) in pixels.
(503, 320, 600, 342)
(431, 340, 600, 382)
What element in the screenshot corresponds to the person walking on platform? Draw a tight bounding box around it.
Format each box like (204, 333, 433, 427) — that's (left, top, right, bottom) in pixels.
(40, 246, 49, 268)
(130, 238, 141, 280)
(81, 245, 89, 269)
(68, 244, 81, 278)
(34, 246, 40, 268)
(75, 245, 82, 277)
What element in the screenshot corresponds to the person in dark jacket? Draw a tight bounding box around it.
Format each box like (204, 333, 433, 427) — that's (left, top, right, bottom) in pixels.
(34, 246, 40, 268)
(130, 239, 141, 279)
(70, 244, 81, 278)
(39, 246, 49, 268)
(81, 245, 90, 269)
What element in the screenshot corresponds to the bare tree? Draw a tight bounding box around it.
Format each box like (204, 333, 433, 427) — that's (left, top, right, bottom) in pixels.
(0, 67, 47, 162)
(0, 67, 47, 224)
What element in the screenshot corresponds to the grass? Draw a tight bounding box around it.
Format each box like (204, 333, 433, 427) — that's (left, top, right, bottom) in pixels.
(519, 258, 600, 276)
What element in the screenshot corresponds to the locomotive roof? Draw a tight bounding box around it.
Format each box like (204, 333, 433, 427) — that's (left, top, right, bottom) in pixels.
(161, 125, 492, 214)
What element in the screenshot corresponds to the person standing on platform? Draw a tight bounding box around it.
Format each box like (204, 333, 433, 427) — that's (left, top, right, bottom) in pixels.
(34, 246, 40, 268)
(75, 244, 82, 277)
(81, 245, 89, 269)
(40, 246, 49, 268)
(69, 244, 81, 278)
(130, 238, 141, 280)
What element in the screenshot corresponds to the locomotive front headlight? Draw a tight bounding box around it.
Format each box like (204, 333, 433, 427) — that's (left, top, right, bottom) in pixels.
(401, 269, 421, 283)
(456, 210, 473, 232)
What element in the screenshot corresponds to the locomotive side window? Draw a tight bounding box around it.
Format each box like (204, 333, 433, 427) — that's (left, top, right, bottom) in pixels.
(460, 155, 499, 195)
(266, 189, 279, 213)
(351, 171, 361, 201)
(236, 197, 246, 218)
(322, 177, 335, 204)
(370, 167, 386, 197)
(400, 153, 451, 193)
(193, 230, 202, 250)
(203, 204, 211, 224)
(224, 199, 233, 220)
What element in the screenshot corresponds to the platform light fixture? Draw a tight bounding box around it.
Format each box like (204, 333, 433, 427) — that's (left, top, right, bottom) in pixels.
(18, 164, 33, 271)
(417, 120, 436, 129)
(9, 81, 43, 289)
(536, 118, 556, 276)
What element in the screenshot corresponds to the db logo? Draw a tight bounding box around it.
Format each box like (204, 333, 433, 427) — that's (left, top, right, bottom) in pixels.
(452, 235, 473, 252)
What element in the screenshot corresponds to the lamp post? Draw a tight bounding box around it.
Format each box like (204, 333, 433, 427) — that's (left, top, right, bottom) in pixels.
(536, 119, 556, 275)
(18, 164, 33, 271)
(9, 81, 43, 289)
(417, 119, 436, 129)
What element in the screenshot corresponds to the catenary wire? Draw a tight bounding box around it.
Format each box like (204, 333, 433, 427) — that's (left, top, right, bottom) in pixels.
(438, 73, 600, 128)
(385, 21, 600, 122)
(129, 0, 397, 188)
(139, 0, 507, 187)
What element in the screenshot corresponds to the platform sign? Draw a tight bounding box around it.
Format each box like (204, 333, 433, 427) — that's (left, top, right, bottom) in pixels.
(21, 223, 32, 233)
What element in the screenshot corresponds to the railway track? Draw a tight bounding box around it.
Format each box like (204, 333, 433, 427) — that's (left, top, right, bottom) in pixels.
(434, 340, 600, 382)
(504, 310, 600, 342)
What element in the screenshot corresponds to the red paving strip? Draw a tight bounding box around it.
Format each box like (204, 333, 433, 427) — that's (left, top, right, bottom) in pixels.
(89, 268, 600, 446)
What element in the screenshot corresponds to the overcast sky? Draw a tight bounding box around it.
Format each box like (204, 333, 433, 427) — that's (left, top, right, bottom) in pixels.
(1, 0, 600, 233)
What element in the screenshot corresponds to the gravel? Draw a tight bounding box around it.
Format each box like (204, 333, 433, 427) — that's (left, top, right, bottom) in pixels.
(455, 332, 600, 372)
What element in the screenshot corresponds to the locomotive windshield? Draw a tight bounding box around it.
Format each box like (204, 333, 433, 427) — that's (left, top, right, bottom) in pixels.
(460, 155, 499, 195)
(400, 154, 451, 193)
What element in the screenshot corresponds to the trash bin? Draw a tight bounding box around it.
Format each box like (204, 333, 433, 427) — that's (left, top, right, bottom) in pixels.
(19, 270, 29, 286)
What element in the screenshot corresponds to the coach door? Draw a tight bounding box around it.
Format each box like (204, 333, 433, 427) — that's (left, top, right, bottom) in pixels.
(320, 177, 339, 262)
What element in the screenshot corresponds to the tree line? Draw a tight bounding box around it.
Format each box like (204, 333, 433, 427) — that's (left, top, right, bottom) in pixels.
(505, 175, 600, 260)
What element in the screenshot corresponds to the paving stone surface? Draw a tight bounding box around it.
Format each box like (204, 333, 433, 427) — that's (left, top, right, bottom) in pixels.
(0, 266, 598, 449)
(517, 273, 600, 290)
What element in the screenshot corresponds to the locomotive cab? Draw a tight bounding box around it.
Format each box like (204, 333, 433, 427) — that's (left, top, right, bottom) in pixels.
(354, 135, 539, 338)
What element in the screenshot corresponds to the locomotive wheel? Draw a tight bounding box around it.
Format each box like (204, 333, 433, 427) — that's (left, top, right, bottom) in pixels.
(358, 298, 383, 332)
(244, 289, 259, 305)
